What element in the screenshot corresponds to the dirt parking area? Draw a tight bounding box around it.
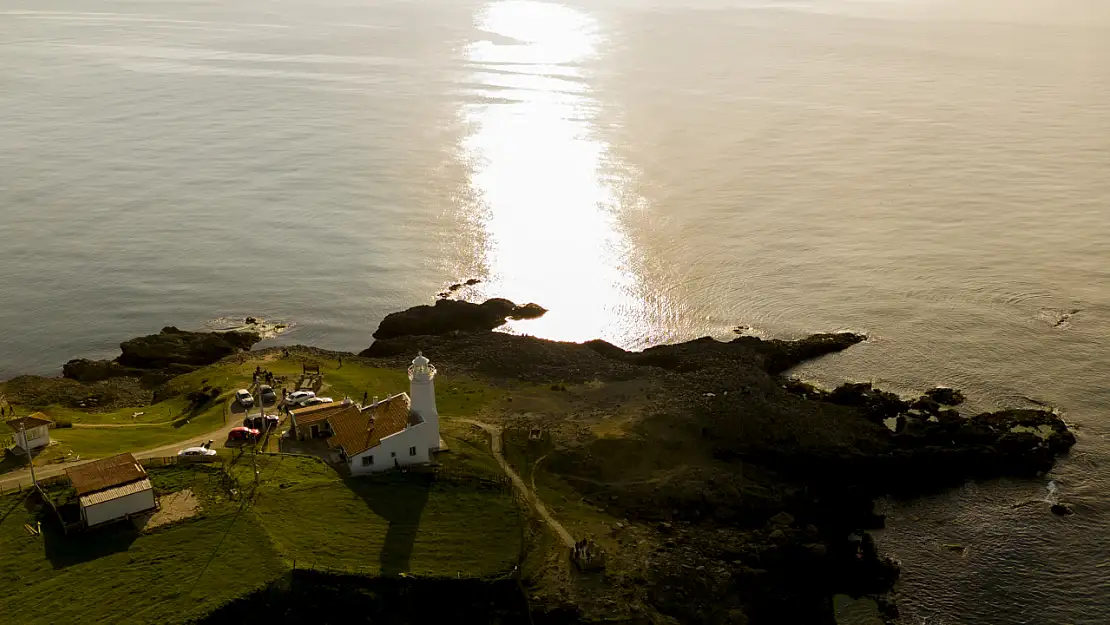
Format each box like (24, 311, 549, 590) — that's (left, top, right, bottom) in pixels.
(135, 488, 200, 532)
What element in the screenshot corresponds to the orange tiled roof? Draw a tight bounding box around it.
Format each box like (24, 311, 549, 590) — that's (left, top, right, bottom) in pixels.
(327, 393, 416, 457)
(66, 453, 148, 496)
(5, 413, 54, 431)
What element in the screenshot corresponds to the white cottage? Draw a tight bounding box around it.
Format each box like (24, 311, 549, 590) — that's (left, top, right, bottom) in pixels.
(66, 453, 157, 528)
(6, 413, 54, 453)
(291, 353, 442, 475)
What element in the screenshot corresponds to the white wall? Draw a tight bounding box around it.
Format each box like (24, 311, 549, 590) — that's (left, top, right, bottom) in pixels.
(83, 489, 156, 527)
(15, 426, 50, 451)
(348, 423, 431, 475)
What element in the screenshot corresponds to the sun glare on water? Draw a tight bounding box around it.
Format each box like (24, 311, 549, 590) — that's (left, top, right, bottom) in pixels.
(456, 1, 655, 346)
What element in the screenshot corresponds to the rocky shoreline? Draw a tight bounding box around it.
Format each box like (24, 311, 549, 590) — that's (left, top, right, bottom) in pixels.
(3, 299, 1076, 624)
(357, 299, 1075, 623)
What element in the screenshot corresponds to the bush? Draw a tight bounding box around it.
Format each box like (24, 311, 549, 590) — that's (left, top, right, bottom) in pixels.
(54, 420, 73, 429)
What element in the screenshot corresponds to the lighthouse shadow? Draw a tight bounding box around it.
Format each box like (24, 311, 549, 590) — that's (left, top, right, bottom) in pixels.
(346, 474, 432, 576)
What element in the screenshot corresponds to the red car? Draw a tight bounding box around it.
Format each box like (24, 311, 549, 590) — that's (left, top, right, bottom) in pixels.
(228, 426, 261, 441)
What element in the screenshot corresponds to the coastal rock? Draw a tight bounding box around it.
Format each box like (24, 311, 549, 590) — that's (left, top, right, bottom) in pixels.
(508, 302, 548, 320)
(748, 332, 868, 374)
(60, 327, 259, 381)
(117, 326, 260, 370)
(826, 382, 909, 421)
(351, 304, 1075, 624)
(371, 298, 548, 340)
(1050, 503, 1074, 516)
(924, 387, 966, 406)
(62, 358, 145, 383)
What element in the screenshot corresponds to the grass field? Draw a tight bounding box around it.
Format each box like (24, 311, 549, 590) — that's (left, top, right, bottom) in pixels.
(0, 465, 285, 625)
(0, 438, 523, 625)
(235, 454, 522, 578)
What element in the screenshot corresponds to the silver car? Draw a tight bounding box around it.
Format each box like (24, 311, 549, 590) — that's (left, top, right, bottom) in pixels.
(177, 447, 219, 462)
(235, 389, 254, 408)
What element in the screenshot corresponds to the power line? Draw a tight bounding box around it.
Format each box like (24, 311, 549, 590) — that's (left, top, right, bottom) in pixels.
(184, 466, 258, 599)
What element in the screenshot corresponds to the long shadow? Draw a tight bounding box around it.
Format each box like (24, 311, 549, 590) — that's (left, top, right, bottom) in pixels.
(344, 474, 431, 576)
(43, 515, 140, 569)
(0, 491, 30, 525)
(0, 449, 30, 474)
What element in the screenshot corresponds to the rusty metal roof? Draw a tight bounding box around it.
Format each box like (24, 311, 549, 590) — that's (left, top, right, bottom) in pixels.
(5, 413, 53, 431)
(79, 478, 153, 508)
(67, 453, 148, 496)
(290, 401, 351, 427)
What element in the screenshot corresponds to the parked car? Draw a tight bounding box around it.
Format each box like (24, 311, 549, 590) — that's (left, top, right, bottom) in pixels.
(228, 426, 261, 441)
(301, 397, 334, 407)
(244, 414, 281, 430)
(285, 390, 316, 406)
(259, 385, 277, 404)
(178, 447, 218, 461)
(234, 389, 254, 408)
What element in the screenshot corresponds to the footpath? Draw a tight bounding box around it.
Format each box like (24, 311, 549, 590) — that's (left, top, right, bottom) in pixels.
(460, 418, 575, 549)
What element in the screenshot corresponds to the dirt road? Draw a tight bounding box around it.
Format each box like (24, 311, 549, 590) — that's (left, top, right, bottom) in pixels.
(0, 414, 243, 492)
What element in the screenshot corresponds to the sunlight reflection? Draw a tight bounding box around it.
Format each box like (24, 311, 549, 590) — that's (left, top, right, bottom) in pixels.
(458, 0, 651, 345)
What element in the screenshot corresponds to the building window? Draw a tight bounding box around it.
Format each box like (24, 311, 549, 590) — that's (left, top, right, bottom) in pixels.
(362, 456, 373, 467)
(409, 446, 417, 456)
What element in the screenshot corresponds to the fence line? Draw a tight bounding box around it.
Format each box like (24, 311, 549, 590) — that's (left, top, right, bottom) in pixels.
(0, 481, 28, 498)
(140, 455, 181, 468)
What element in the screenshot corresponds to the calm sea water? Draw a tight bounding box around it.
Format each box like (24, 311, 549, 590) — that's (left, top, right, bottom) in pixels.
(2, 0, 1108, 621)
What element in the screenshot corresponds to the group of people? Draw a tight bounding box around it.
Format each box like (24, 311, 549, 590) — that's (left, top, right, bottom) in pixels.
(253, 366, 277, 386)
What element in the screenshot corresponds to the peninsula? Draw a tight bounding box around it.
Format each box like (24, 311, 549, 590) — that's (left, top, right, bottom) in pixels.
(0, 299, 1075, 624)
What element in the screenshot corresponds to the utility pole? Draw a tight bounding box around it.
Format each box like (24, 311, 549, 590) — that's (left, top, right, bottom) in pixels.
(20, 423, 38, 487)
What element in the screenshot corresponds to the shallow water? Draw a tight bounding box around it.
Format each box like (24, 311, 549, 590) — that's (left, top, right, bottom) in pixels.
(2, 0, 1109, 621)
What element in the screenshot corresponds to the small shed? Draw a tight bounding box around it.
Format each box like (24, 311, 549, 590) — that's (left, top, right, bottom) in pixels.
(6, 413, 54, 452)
(66, 453, 156, 528)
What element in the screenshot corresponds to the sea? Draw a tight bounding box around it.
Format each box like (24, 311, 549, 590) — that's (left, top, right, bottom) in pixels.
(2, 0, 1108, 621)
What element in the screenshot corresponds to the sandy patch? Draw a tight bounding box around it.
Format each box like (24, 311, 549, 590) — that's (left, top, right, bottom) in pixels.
(135, 489, 200, 532)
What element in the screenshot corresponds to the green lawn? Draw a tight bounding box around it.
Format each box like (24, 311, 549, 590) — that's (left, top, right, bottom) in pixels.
(223, 354, 503, 417)
(237, 455, 522, 578)
(3, 353, 503, 473)
(0, 465, 286, 625)
(0, 437, 523, 625)
(8, 400, 231, 470)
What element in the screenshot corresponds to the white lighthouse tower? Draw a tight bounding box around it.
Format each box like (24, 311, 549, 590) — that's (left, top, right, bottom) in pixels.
(408, 352, 441, 451)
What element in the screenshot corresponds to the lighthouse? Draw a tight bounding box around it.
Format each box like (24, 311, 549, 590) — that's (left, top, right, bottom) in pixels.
(408, 352, 441, 451)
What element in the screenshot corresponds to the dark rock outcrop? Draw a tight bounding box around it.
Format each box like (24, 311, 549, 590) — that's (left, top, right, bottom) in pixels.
(61, 327, 260, 382)
(1051, 503, 1074, 516)
(371, 299, 547, 340)
(924, 386, 966, 406)
(117, 326, 259, 369)
(62, 359, 146, 383)
(747, 332, 867, 374)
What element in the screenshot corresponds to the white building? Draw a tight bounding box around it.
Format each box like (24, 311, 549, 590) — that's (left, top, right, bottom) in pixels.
(6, 413, 54, 453)
(290, 353, 443, 475)
(408, 352, 442, 452)
(66, 453, 157, 528)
